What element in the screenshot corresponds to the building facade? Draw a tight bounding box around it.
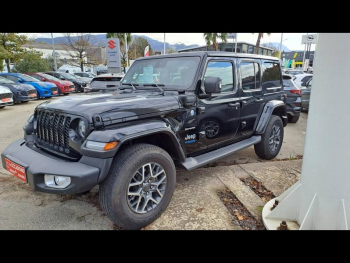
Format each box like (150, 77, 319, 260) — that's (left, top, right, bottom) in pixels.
(281, 51, 315, 68)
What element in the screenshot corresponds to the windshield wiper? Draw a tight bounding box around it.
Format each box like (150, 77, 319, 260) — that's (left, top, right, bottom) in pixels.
(143, 83, 165, 95)
(123, 83, 139, 92)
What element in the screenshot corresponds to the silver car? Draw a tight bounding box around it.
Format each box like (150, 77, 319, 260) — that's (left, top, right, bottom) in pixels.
(0, 85, 14, 109)
(86, 73, 125, 92)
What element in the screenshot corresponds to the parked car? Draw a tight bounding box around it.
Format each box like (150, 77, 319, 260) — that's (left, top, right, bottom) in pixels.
(86, 73, 124, 92)
(284, 69, 305, 76)
(26, 72, 75, 95)
(97, 69, 108, 75)
(301, 77, 312, 111)
(0, 85, 14, 108)
(57, 65, 82, 74)
(292, 73, 313, 88)
(1, 52, 288, 229)
(0, 76, 37, 103)
(44, 71, 90, 92)
(74, 72, 96, 79)
(0, 73, 59, 99)
(282, 74, 301, 123)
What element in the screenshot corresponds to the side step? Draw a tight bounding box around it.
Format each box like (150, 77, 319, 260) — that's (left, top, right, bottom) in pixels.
(180, 135, 261, 171)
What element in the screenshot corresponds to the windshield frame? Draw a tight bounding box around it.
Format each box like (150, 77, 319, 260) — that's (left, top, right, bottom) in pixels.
(121, 56, 202, 91)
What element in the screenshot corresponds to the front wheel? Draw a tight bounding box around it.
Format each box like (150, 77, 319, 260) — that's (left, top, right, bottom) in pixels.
(99, 144, 176, 230)
(254, 115, 284, 160)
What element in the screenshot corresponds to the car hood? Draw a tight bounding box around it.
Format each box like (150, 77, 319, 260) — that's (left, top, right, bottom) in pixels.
(28, 81, 56, 89)
(0, 85, 11, 93)
(59, 80, 74, 86)
(0, 83, 35, 91)
(36, 91, 181, 123)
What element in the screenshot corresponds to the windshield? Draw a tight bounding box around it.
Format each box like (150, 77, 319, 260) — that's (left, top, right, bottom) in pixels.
(0, 76, 15, 84)
(121, 57, 200, 89)
(17, 73, 40, 82)
(60, 72, 77, 80)
(40, 73, 60, 81)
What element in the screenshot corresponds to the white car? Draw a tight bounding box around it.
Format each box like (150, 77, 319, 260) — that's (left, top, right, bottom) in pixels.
(0, 85, 14, 109)
(86, 73, 125, 92)
(292, 73, 313, 88)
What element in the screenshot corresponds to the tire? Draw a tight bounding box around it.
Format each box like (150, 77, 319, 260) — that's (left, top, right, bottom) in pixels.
(99, 143, 176, 230)
(254, 115, 284, 160)
(21, 101, 29, 103)
(63, 93, 69, 96)
(288, 114, 300, 123)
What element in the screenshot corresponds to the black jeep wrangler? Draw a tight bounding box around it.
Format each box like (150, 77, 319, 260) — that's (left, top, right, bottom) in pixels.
(1, 52, 287, 229)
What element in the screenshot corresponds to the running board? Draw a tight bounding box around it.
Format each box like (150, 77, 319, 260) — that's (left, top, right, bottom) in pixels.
(180, 135, 261, 171)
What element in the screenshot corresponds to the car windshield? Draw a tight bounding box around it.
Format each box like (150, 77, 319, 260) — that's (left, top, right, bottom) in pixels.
(17, 73, 40, 82)
(59, 72, 76, 80)
(40, 73, 60, 81)
(122, 57, 200, 90)
(0, 76, 15, 84)
(71, 74, 82, 79)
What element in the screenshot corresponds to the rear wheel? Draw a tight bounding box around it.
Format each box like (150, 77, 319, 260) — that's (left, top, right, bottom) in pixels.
(99, 143, 176, 230)
(288, 114, 300, 123)
(254, 115, 284, 160)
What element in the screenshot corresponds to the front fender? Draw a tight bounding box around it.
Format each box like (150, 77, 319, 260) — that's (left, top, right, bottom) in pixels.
(80, 119, 186, 161)
(255, 100, 287, 134)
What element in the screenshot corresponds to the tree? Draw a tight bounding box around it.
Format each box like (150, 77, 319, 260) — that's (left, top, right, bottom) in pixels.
(203, 33, 228, 51)
(61, 33, 102, 71)
(252, 33, 271, 54)
(166, 47, 176, 54)
(46, 55, 64, 71)
(128, 37, 153, 60)
(106, 33, 132, 48)
(0, 33, 28, 72)
(12, 49, 50, 73)
(0, 59, 4, 72)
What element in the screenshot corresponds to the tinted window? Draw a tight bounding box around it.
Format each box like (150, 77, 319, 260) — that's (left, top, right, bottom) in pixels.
(241, 62, 260, 90)
(308, 79, 312, 87)
(283, 79, 296, 88)
(17, 74, 39, 82)
(262, 62, 282, 89)
(301, 76, 312, 83)
(30, 75, 43, 81)
(204, 61, 234, 92)
(6, 75, 19, 82)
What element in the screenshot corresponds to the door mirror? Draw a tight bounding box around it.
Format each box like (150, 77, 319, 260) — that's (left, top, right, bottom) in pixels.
(60, 77, 66, 80)
(41, 78, 46, 81)
(18, 78, 23, 83)
(204, 77, 222, 94)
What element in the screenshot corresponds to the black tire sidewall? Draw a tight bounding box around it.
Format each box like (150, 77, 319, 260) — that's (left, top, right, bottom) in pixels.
(102, 144, 176, 229)
(264, 116, 284, 158)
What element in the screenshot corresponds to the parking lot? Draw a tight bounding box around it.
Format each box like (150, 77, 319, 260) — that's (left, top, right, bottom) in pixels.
(0, 94, 307, 230)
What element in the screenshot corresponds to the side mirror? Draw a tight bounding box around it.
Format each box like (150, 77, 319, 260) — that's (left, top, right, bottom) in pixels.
(204, 77, 222, 94)
(41, 78, 46, 81)
(60, 77, 66, 80)
(18, 79, 23, 83)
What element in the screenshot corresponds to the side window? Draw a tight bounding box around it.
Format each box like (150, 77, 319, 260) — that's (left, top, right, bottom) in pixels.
(6, 75, 19, 82)
(302, 76, 312, 84)
(31, 75, 42, 81)
(241, 62, 260, 91)
(204, 61, 234, 93)
(54, 73, 61, 78)
(262, 62, 282, 89)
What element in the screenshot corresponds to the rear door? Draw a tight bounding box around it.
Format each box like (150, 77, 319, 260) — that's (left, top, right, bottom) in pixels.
(237, 58, 264, 138)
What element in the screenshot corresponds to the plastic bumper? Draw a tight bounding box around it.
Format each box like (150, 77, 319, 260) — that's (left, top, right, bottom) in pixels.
(1, 139, 112, 195)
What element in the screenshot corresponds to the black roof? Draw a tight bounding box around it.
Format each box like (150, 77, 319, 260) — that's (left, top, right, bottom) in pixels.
(136, 51, 279, 61)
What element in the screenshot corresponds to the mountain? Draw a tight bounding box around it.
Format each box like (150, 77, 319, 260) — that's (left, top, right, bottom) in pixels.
(261, 42, 290, 52)
(35, 34, 199, 52)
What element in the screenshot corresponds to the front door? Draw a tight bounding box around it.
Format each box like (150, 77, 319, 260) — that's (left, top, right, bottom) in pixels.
(238, 58, 264, 138)
(183, 58, 241, 153)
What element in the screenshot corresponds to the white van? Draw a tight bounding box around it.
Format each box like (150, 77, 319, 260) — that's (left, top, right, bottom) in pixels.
(57, 65, 82, 74)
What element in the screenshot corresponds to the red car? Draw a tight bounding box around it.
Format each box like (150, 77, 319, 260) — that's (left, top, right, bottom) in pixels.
(26, 72, 75, 95)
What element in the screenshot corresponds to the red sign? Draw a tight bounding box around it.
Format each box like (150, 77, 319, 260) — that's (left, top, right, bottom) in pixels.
(1, 98, 11, 102)
(108, 40, 116, 49)
(5, 158, 27, 182)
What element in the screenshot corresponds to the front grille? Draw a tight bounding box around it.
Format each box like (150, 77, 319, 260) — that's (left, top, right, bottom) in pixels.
(34, 109, 80, 160)
(0, 93, 12, 99)
(27, 89, 37, 96)
(50, 87, 58, 92)
(69, 85, 75, 89)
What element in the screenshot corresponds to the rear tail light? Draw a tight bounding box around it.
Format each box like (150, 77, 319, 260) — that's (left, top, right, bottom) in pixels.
(290, 90, 301, 95)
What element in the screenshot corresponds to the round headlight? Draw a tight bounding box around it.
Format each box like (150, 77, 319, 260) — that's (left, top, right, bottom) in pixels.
(78, 119, 86, 138)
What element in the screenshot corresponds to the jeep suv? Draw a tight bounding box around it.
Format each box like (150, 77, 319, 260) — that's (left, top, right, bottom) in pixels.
(1, 52, 287, 229)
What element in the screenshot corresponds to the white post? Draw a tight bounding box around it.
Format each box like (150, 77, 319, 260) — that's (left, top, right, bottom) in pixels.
(51, 33, 57, 71)
(278, 33, 283, 59)
(164, 33, 166, 54)
(234, 34, 237, 54)
(262, 33, 350, 230)
(302, 33, 308, 69)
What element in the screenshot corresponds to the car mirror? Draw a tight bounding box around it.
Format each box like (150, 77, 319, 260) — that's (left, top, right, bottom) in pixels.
(41, 78, 46, 81)
(204, 77, 222, 94)
(18, 79, 23, 83)
(60, 77, 66, 80)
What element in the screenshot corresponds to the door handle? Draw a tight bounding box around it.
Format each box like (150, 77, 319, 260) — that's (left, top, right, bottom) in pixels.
(255, 98, 263, 103)
(228, 102, 240, 109)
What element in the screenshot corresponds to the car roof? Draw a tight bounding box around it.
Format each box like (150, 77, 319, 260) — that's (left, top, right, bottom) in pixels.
(136, 51, 279, 61)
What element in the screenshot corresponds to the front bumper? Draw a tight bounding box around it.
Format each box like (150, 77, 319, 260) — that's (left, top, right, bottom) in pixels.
(1, 139, 113, 195)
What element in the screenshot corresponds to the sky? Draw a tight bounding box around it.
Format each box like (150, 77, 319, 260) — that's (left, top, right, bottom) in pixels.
(21, 33, 317, 51)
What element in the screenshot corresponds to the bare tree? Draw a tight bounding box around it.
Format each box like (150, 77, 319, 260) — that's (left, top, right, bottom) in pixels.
(61, 33, 103, 71)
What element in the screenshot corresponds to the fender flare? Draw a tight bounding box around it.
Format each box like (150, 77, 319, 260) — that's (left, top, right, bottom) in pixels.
(81, 120, 186, 162)
(254, 100, 288, 134)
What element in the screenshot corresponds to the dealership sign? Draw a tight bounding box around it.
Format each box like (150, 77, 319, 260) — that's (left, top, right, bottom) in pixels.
(227, 33, 237, 39)
(106, 38, 121, 68)
(301, 34, 318, 44)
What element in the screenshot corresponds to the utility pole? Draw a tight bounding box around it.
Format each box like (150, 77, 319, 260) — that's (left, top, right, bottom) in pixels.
(302, 33, 308, 69)
(51, 33, 57, 71)
(279, 33, 283, 59)
(164, 33, 166, 55)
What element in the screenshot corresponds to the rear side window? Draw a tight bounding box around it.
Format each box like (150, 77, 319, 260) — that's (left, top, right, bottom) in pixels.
(301, 76, 312, 84)
(262, 62, 282, 89)
(204, 61, 234, 92)
(282, 79, 297, 88)
(241, 62, 260, 91)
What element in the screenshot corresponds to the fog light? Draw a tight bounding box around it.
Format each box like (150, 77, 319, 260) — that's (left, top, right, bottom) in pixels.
(44, 175, 71, 189)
